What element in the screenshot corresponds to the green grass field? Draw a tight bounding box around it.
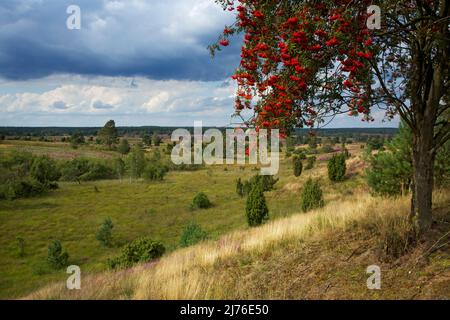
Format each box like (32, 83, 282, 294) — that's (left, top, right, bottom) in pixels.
(0, 139, 348, 298)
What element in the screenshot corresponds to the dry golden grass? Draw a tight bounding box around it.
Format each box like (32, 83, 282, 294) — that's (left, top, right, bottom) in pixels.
(26, 189, 450, 300)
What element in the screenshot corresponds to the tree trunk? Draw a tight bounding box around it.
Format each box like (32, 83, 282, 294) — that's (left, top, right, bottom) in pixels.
(411, 122, 435, 234)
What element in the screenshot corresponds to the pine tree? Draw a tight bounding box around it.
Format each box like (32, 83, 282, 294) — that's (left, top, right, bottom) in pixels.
(47, 240, 69, 269)
(246, 183, 269, 227)
(192, 192, 212, 209)
(328, 153, 346, 182)
(96, 218, 114, 247)
(300, 178, 324, 213)
(98, 120, 118, 149)
(305, 156, 316, 170)
(117, 139, 131, 155)
(179, 222, 208, 247)
(293, 156, 303, 177)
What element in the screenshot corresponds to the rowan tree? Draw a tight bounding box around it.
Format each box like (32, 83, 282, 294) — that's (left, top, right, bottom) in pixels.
(212, 0, 449, 234)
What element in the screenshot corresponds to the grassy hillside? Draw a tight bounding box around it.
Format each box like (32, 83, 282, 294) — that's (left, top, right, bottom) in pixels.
(26, 190, 450, 300)
(1, 140, 357, 298)
(1, 139, 448, 300)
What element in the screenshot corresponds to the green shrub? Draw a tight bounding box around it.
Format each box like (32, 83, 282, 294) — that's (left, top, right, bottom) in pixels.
(305, 156, 316, 170)
(80, 162, 115, 181)
(367, 138, 384, 150)
(2, 177, 46, 200)
(239, 174, 278, 197)
(59, 158, 90, 182)
(327, 153, 346, 182)
(127, 144, 146, 179)
(192, 192, 212, 209)
(30, 156, 60, 184)
(96, 218, 114, 247)
(366, 151, 411, 196)
(117, 139, 131, 155)
(142, 134, 152, 146)
(107, 237, 165, 269)
(70, 132, 85, 145)
(242, 180, 253, 196)
(246, 183, 269, 227)
(143, 162, 168, 181)
(300, 178, 324, 213)
(366, 123, 449, 195)
(47, 240, 69, 270)
(180, 222, 208, 247)
(60, 159, 115, 182)
(292, 149, 307, 159)
(293, 157, 303, 177)
(250, 174, 278, 192)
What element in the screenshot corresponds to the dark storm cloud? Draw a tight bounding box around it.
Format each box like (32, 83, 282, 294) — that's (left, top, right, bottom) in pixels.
(0, 0, 240, 81)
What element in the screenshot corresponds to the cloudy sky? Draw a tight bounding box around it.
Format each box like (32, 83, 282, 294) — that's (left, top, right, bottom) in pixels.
(0, 0, 399, 128)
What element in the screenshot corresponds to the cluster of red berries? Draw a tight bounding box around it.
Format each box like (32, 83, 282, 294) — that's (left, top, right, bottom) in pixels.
(216, 0, 377, 132)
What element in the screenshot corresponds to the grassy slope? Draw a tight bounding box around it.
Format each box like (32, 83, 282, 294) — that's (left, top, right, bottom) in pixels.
(1, 140, 448, 299)
(27, 191, 450, 300)
(1, 140, 327, 298)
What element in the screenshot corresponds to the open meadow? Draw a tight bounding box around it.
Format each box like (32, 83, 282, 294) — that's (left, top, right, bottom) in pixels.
(0, 131, 449, 300)
(0, 138, 367, 298)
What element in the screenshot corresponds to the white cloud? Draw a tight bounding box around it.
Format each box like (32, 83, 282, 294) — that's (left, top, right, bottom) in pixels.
(0, 73, 400, 128)
(0, 74, 237, 126)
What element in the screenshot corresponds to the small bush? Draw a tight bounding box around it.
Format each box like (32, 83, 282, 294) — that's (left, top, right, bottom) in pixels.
(300, 178, 324, 213)
(292, 149, 307, 159)
(143, 162, 168, 181)
(242, 180, 253, 196)
(96, 218, 114, 247)
(192, 192, 212, 209)
(180, 222, 208, 247)
(59, 158, 90, 182)
(327, 153, 346, 182)
(1, 178, 46, 200)
(246, 183, 269, 227)
(107, 237, 165, 269)
(80, 162, 116, 181)
(47, 240, 69, 270)
(30, 156, 61, 184)
(117, 139, 131, 155)
(293, 157, 303, 177)
(305, 156, 316, 170)
(250, 174, 278, 192)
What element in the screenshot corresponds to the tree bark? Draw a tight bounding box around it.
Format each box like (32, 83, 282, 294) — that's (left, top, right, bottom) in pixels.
(411, 118, 435, 234)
